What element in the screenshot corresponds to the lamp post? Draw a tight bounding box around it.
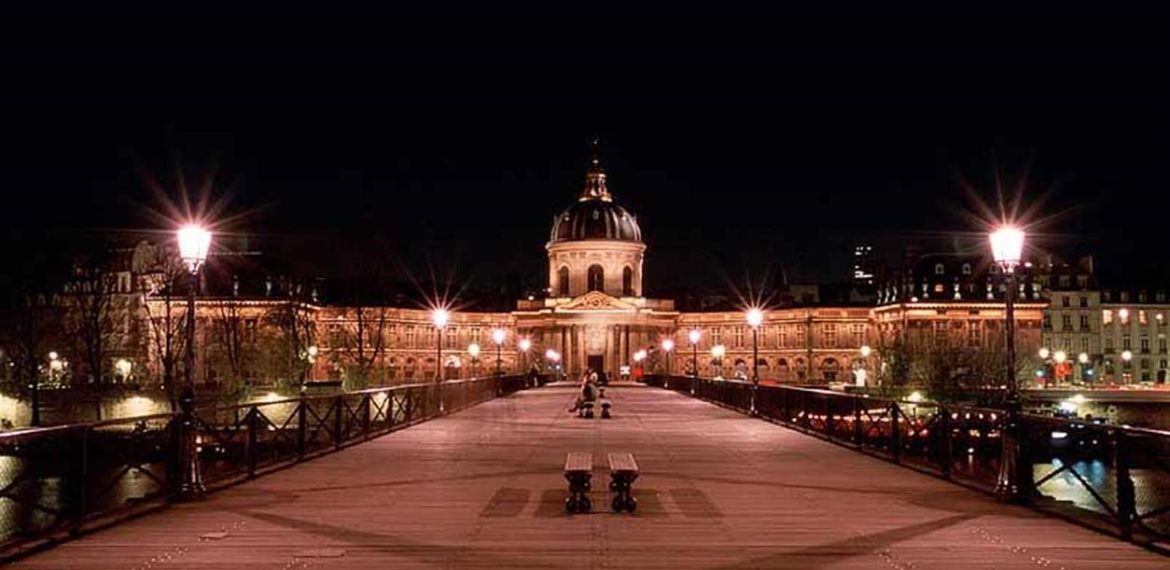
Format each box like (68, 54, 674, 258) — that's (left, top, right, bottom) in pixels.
(712, 344, 726, 379)
(1077, 352, 1091, 385)
(688, 329, 701, 377)
(468, 343, 480, 378)
(746, 309, 763, 385)
(857, 344, 872, 387)
(545, 349, 561, 379)
(491, 328, 506, 376)
(432, 309, 449, 382)
(990, 225, 1027, 502)
(661, 338, 675, 380)
(1121, 349, 1133, 384)
(633, 349, 646, 383)
(519, 337, 532, 374)
(177, 223, 211, 500)
(305, 345, 318, 382)
(1053, 350, 1068, 387)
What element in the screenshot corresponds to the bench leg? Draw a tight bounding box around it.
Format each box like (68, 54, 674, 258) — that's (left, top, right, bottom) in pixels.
(609, 473, 637, 513)
(565, 472, 592, 514)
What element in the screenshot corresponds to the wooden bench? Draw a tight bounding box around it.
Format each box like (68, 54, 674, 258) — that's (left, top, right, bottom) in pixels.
(563, 452, 593, 513)
(608, 452, 639, 513)
(599, 398, 612, 419)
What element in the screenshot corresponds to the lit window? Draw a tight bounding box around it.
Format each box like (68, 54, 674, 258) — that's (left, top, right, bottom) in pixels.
(1103, 309, 1113, 325)
(1140, 310, 1148, 325)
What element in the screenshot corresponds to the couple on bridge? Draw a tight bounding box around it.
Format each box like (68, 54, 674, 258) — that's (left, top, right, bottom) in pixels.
(568, 368, 602, 413)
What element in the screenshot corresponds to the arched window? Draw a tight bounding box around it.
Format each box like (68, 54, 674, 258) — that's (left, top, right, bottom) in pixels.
(587, 265, 604, 292)
(934, 263, 945, 275)
(622, 266, 634, 296)
(961, 263, 972, 275)
(557, 266, 570, 296)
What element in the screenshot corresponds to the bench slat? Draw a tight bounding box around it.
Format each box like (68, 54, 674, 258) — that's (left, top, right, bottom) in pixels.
(565, 451, 593, 472)
(608, 452, 638, 473)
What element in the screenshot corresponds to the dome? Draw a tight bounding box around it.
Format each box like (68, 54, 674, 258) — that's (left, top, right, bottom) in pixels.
(550, 199, 642, 243)
(548, 141, 643, 244)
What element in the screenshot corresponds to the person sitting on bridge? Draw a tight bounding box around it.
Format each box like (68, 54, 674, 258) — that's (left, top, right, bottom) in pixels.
(568, 368, 600, 413)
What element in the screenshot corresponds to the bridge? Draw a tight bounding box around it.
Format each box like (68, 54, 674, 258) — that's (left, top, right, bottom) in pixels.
(2, 377, 1168, 568)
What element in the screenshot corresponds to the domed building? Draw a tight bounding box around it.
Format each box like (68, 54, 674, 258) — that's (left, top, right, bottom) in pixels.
(514, 143, 678, 377)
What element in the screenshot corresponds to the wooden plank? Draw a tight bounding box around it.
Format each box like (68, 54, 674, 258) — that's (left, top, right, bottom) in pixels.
(8, 385, 1168, 569)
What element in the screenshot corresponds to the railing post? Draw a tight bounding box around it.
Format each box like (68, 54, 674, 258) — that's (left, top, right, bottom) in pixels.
(939, 405, 953, 477)
(297, 395, 307, 459)
(823, 396, 834, 438)
(1114, 429, 1137, 539)
(246, 407, 258, 479)
(362, 394, 372, 439)
(176, 389, 205, 500)
(333, 395, 343, 450)
(853, 395, 863, 447)
(890, 402, 901, 463)
(77, 426, 90, 532)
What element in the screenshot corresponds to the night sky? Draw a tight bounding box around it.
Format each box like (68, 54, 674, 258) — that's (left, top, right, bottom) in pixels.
(3, 89, 1168, 299)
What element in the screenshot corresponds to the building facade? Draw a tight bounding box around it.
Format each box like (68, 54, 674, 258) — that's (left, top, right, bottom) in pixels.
(15, 147, 1117, 395)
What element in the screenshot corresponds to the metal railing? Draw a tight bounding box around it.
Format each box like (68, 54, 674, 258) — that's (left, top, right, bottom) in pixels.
(0, 374, 531, 559)
(646, 374, 1170, 550)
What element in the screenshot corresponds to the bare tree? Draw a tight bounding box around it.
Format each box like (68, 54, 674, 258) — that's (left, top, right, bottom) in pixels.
(213, 300, 249, 398)
(66, 261, 117, 389)
(263, 285, 315, 391)
(140, 251, 189, 411)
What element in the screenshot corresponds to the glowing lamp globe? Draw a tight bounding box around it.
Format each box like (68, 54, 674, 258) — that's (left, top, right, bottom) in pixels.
(518, 338, 532, 352)
(491, 328, 506, 345)
(711, 344, 726, 359)
(1077, 352, 1090, 364)
(688, 329, 701, 344)
(661, 339, 675, 352)
(431, 309, 450, 329)
(177, 224, 212, 272)
(860, 345, 872, 358)
(989, 226, 1025, 266)
(1053, 350, 1067, 364)
(746, 308, 764, 328)
(1038, 347, 1050, 360)
(1122, 350, 1133, 362)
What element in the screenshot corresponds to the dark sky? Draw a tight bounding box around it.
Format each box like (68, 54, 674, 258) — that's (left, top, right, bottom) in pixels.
(3, 89, 1168, 297)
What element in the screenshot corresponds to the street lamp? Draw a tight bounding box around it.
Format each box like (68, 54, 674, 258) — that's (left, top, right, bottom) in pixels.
(518, 337, 532, 374)
(746, 308, 763, 384)
(1121, 349, 1133, 383)
(491, 328, 506, 376)
(688, 329, 701, 378)
(711, 344, 726, 379)
(633, 349, 647, 382)
(661, 338, 675, 382)
(989, 224, 1026, 502)
(177, 223, 211, 500)
(856, 345, 873, 387)
(468, 342, 480, 378)
(432, 308, 449, 382)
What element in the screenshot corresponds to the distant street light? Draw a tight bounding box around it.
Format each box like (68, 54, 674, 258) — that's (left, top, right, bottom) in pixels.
(518, 337, 532, 373)
(177, 223, 211, 500)
(468, 342, 481, 378)
(491, 328, 506, 376)
(711, 344, 726, 379)
(989, 224, 1026, 503)
(432, 309, 449, 382)
(661, 338, 675, 378)
(688, 329, 701, 378)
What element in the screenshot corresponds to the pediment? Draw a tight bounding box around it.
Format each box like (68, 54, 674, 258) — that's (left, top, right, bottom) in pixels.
(557, 291, 637, 312)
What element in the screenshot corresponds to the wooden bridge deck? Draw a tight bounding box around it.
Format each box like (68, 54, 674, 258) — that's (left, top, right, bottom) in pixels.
(11, 383, 1167, 569)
